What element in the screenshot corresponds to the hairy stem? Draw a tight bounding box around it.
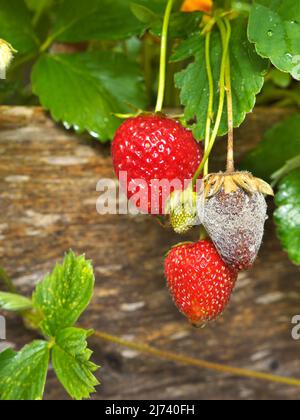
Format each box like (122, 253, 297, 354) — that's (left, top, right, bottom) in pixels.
(93, 330, 300, 388)
(224, 18, 234, 173)
(8, 303, 300, 390)
(204, 30, 214, 177)
(192, 18, 231, 186)
(155, 0, 174, 113)
(142, 36, 154, 102)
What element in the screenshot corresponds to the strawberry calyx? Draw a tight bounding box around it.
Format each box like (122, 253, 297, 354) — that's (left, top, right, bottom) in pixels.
(166, 241, 194, 255)
(202, 171, 274, 198)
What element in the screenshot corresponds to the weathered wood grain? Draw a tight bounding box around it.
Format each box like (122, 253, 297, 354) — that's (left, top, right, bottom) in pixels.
(0, 106, 300, 401)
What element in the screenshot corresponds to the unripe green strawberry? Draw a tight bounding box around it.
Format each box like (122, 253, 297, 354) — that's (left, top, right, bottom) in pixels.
(166, 188, 198, 234)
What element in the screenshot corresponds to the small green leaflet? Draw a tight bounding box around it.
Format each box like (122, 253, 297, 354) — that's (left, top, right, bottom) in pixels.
(274, 169, 300, 265)
(52, 328, 100, 400)
(0, 292, 33, 311)
(240, 114, 300, 181)
(31, 51, 147, 141)
(0, 0, 39, 54)
(32, 251, 95, 337)
(174, 17, 268, 140)
(0, 341, 49, 401)
(248, 0, 300, 80)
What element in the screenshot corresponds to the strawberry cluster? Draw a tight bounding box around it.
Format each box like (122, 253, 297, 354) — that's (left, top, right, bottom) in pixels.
(112, 115, 272, 327)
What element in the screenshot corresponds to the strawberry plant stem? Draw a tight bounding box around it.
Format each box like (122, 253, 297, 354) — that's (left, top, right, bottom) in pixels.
(224, 0, 232, 10)
(271, 154, 300, 186)
(142, 36, 154, 102)
(155, 0, 174, 113)
(93, 330, 300, 389)
(0, 267, 17, 294)
(204, 30, 214, 177)
(224, 18, 234, 173)
(199, 225, 208, 240)
(192, 18, 231, 186)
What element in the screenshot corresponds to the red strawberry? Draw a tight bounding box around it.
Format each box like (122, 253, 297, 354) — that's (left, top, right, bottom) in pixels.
(112, 115, 203, 214)
(165, 240, 238, 325)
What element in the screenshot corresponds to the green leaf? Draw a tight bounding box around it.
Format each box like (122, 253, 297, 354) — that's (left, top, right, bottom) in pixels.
(50, 0, 145, 43)
(31, 51, 147, 141)
(52, 327, 100, 400)
(152, 11, 203, 39)
(32, 251, 95, 337)
(175, 17, 268, 140)
(274, 168, 300, 265)
(0, 341, 49, 401)
(135, 0, 169, 14)
(25, 0, 54, 12)
(0, 0, 39, 53)
(171, 31, 201, 62)
(269, 68, 292, 88)
(248, 0, 300, 80)
(25, 0, 55, 24)
(0, 349, 16, 374)
(0, 292, 33, 311)
(240, 114, 300, 180)
(130, 2, 159, 24)
(131, 0, 203, 37)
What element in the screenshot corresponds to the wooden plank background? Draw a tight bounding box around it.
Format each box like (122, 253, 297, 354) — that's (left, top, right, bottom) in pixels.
(0, 106, 300, 400)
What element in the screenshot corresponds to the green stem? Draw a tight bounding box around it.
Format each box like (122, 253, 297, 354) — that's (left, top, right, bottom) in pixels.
(40, 35, 55, 53)
(142, 36, 154, 102)
(10, 52, 39, 73)
(271, 154, 300, 186)
(192, 18, 231, 186)
(33, 8, 43, 26)
(199, 225, 208, 240)
(155, 0, 174, 113)
(224, 18, 234, 173)
(0, 267, 17, 294)
(203, 30, 214, 177)
(93, 330, 300, 389)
